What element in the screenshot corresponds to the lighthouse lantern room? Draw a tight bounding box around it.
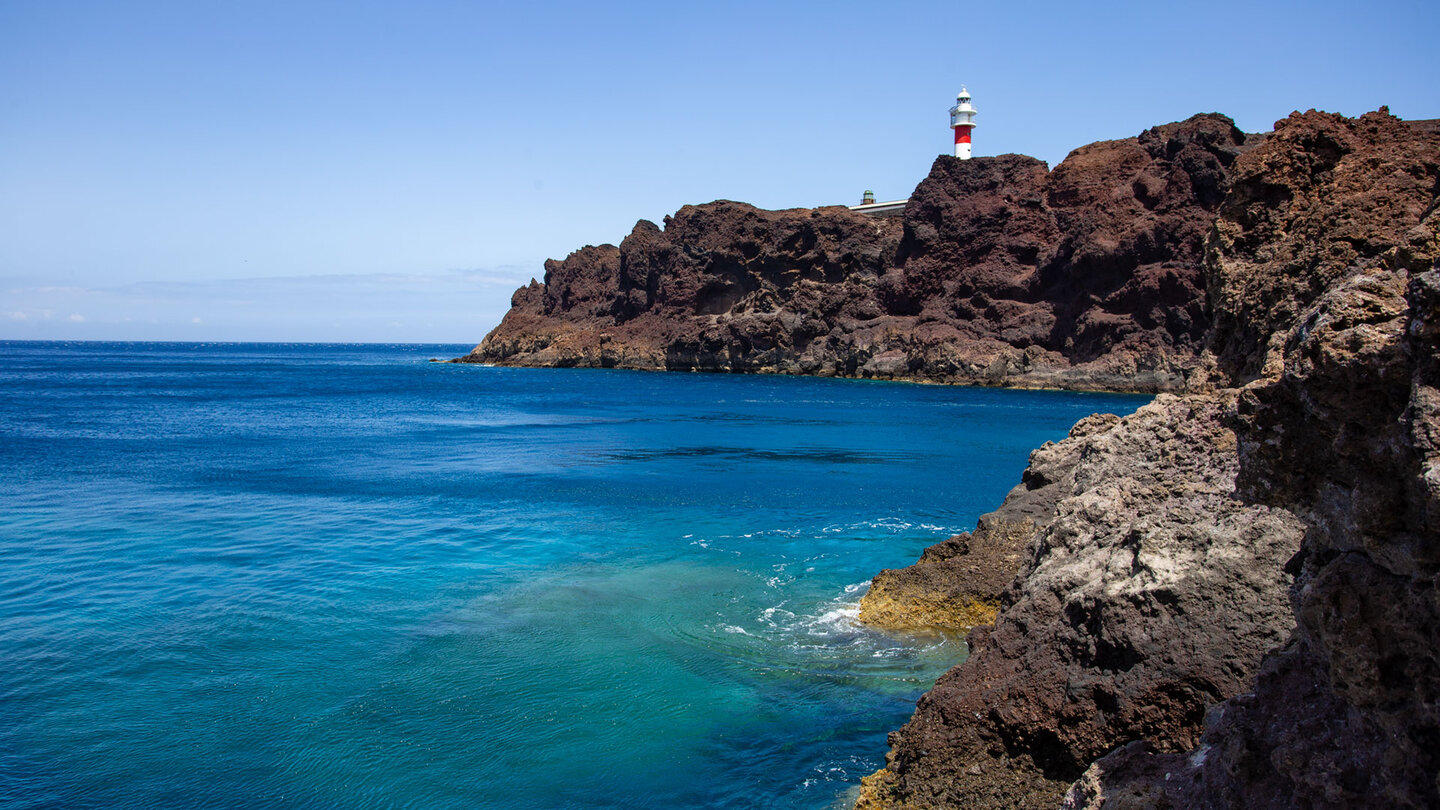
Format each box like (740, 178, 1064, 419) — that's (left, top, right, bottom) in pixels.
(949, 87, 977, 159)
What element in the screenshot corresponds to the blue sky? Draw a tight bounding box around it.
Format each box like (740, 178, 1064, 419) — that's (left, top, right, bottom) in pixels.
(2, 0, 1436, 343)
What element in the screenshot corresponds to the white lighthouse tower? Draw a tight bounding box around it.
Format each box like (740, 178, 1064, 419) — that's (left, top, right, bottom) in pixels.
(949, 87, 977, 159)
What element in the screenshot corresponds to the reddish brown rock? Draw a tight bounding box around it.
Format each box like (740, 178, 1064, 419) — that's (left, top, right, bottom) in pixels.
(459, 114, 1254, 393)
(466, 202, 905, 374)
(1209, 108, 1440, 382)
(855, 394, 1304, 809)
(1038, 117, 1244, 365)
(859, 109, 1440, 810)
(1063, 110, 1440, 810)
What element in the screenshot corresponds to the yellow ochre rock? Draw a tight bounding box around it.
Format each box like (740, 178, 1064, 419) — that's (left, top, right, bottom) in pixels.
(856, 517, 1036, 632)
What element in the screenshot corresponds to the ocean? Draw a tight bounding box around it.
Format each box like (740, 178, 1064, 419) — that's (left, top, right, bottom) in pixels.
(0, 342, 1147, 809)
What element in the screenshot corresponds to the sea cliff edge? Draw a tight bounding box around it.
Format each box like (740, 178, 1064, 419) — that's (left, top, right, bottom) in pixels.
(461, 109, 1440, 808)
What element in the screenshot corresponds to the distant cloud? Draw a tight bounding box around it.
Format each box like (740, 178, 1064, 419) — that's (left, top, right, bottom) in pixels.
(99, 266, 535, 299)
(0, 267, 531, 342)
(4, 309, 63, 321)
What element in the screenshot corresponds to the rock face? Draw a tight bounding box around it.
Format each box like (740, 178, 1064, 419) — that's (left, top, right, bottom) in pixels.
(861, 109, 1440, 809)
(460, 114, 1254, 393)
(855, 394, 1305, 809)
(458, 106, 1440, 808)
(1060, 110, 1440, 810)
(858, 413, 1122, 631)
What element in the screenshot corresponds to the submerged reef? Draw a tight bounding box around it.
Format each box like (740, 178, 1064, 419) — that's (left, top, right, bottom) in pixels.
(463, 108, 1440, 807)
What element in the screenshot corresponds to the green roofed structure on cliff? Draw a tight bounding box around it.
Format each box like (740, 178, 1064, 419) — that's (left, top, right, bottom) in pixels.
(850, 89, 980, 217)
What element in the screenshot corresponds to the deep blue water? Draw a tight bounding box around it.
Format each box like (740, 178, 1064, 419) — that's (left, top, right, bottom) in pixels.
(0, 342, 1148, 809)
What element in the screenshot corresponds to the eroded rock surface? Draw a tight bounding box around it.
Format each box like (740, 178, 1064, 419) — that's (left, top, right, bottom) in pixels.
(855, 394, 1304, 809)
(1061, 109, 1440, 810)
(857, 109, 1440, 809)
(859, 110, 1440, 809)
(460, 114, 1254, 392)
(858, 413, 1120, 631)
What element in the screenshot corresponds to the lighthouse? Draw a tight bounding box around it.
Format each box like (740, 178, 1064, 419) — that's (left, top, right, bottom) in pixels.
(949, 87, 976, 159)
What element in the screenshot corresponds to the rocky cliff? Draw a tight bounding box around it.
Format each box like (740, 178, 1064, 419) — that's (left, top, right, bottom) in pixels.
(855, 392, 1306, 808)
(1061, 109, 1440, 810)
(458, 106, 1439, 808)
(855, 109, 1440, 809)
(459, 114, 1255, 393)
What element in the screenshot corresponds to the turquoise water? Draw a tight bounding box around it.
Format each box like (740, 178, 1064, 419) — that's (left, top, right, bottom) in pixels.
(0, 342, 1147, 809)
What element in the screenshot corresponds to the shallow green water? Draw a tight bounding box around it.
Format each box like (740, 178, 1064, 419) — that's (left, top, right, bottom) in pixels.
(0, 342, 1148, 809)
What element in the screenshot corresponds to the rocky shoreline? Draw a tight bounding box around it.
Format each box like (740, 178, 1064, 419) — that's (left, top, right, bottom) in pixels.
(457, 113, 1257, 393)
(857, 392, 1306, 808)
(463, 109, 1440, 807)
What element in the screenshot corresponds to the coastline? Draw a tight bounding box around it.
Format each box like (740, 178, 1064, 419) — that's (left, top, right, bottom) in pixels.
(460, 108, 1440, 808)
(7, 344, 1121, 809)
(450, 356, 1179, 396)
(852, 108, 1440, 808)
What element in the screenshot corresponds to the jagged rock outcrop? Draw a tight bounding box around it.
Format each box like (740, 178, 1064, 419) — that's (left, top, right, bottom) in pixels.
(457, 105, 1440, 808)
(459, 114, 1255, 392)
(1060, 109, 1440, 810)
(858, 413, 1121, 630)
(860, 109, 1440, 809)
(1208, 110, 1440, 382)
(855, 394, 1305, 809)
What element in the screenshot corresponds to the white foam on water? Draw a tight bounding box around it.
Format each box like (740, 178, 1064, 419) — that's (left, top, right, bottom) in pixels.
(759, 603, 790, 622)
(711, 518, 966, 543)
(805, 603, 860, 635)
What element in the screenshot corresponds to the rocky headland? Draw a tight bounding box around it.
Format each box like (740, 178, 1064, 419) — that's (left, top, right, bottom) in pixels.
(461, 108, 1440, 807)
(857, 109, 1440, 809)
(459, 113, 1256, 392)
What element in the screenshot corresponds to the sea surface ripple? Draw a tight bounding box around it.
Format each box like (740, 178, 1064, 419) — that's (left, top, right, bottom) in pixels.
(0, 341, 1148, 809)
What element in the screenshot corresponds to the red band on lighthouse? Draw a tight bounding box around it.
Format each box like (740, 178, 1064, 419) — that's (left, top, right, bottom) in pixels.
(950, 86, 976, 160)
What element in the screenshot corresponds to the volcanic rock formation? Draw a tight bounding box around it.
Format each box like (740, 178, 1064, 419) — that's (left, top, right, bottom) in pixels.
(459, 114, 1256, 393)
(857, 412, 1123, 631)
(1060, 108, 1440, 810)
(856, 109, 1440, 809)
(854, 392, 1306, 809)
(459, 107, 1440, 808)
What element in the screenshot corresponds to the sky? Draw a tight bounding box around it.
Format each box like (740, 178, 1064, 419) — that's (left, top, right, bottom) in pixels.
(2, 0, 1437, 343)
